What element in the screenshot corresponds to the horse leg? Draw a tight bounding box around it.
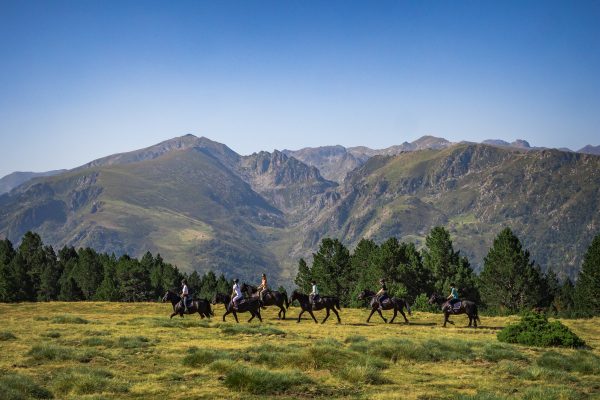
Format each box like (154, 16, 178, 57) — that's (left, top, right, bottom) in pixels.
(443, 312, 448, 327)
(279, 305, 286, 320)
(332, 307, 341, 324)
(309, 310, 318, 324)
(257, 309, 263, 322)
(233, 311, 240, 323)
(248, 311, 255, 323)
(390, 308, 397, 324)
(222, 309, 229, 322)
(400, 308, 408, 324)
(322, 308, 330, 324)
(297, 309, 304, 323)
(377, 309, 387, 323)
(170, 312, 177, 319)
(366, 308, 376, 323)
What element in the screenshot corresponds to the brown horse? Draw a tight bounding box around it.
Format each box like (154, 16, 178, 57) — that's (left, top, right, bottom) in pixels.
(288, 290, 341, 324)
(428, 293, 480, 328)
(162, 290, 213, 319)
(211, 293, 262, 323)
(357, 289, 411, 324)
(241, 283, 289, 320)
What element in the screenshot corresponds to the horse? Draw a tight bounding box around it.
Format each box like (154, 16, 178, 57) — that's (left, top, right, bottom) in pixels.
(288, 290, 341, 324)
(162, 290, 214, 319)
(428, 293, 480, 328)
(357, 289, 411, 324)
(211, 293, 262, 323)
(241, 283, 289, 320)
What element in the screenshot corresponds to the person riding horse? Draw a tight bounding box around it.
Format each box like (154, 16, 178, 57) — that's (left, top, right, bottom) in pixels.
(309, 280, 320, 305)
(375, 279, 388, 307)
(257, 273, 269, 304)
(447, 283, 460, 313)
(180, 279, 190, 312)
(231, 279, 244, 309)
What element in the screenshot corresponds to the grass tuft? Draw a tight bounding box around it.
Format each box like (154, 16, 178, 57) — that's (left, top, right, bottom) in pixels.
(51, 315, 89, 324)
(218, 324, 285, 336)
(0, 331, 17, 341)
(481, 343, 526, 362)
(183, 348, 230, 367)
(0, 373, 53, 400)
(116, 336, 152, 349)
(223, 366, 312, 394)
(51, 368, 128, 396)
(27, 344, 97, 363)
(40, 331, 61, 339)
(536, 350, 600, 375)
(344, 334, 367, 343)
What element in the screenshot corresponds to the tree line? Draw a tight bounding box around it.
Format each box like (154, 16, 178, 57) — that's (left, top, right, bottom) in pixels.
(295, 227, 600, 316)
(0, 232, 233, 302)
(1, 228, 599, 317)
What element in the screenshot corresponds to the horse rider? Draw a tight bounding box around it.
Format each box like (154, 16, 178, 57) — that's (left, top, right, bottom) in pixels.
(231, 278, 244, 309)
(309, 280, 320, 305)
(375, 279, 388, 307)
(257, 273, 269, 303)
(180, 279, 189, 312)
(447, 283, 460, 313)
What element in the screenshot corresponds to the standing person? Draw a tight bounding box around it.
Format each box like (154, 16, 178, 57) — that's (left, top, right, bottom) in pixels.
(309, 280, 320, 305)
(231, 279, 243, 309)
(257, 273, 269, 303)
(181, 279, 189, 313)
(447, 283, 460, 313)
(375, 279, 388, 307)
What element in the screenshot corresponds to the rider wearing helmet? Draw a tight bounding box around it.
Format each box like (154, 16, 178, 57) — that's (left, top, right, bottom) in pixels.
(231, 279, 243, 309)
(375, 279, 388, 307)
(181, 279, 189, 312)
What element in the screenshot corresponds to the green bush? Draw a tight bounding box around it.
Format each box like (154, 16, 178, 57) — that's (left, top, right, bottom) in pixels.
(497, 312, 585, 348)
(412, 293, 438, 312)
(0, 373, 53, 400)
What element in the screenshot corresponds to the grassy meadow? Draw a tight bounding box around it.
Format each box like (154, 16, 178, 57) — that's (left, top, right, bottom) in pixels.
(0, 302, 599, 399)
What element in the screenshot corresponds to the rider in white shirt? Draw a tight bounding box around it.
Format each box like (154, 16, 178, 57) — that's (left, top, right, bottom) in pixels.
(310, 280, 320, 305)
(181, 279, 189, 312)
(232, 279, 243, 308)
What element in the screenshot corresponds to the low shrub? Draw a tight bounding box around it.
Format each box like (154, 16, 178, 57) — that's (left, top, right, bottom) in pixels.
(0, 331, 17, 341)
(497, 312, 585, 348)
(0, 373, 53, 400)
(51, 315, 89, 324)
(412, 293, 439, 313)
(223, 366, 312, 395)
(40, 331, 61, 339)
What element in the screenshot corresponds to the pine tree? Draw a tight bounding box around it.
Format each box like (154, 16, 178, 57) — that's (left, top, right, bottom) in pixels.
(555, 278, 576, 315)
(479, 227, 542, 312)
(38, 246, 62, 301)
(294, 258, 312, 293)
(72, 248, 104, 300)
(575, 233, 600, 315)
(94, 256, 119, 301)
(310, 238, 352, 305)
(0, 239, 16, 302)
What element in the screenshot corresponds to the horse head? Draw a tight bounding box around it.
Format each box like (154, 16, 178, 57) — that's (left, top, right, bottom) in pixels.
(428, 293, 442, 305)
(162, 290, 176, 303)
(357, 289, 373, 300)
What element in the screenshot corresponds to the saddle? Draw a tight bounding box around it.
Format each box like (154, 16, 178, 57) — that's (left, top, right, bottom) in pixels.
(380, 298, 391, 307)
(448, 301, 462, 313)
(181, 297, 193, 308)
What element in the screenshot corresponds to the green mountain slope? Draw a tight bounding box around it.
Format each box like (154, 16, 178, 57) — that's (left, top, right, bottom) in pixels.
(306, 144, 600, 278)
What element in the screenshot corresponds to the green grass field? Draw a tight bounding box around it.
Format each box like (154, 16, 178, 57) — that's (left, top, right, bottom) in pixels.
(1, 302, 599, 399)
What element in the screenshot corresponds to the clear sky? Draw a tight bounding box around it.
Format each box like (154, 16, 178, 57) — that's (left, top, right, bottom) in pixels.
(0, 0, 599, 177)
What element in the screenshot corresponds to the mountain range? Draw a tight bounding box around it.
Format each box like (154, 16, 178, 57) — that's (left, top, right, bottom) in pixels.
(1, 134, 599, 284)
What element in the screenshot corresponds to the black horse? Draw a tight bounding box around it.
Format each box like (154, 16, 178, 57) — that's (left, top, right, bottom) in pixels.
(241, 283, 289, 320)
(211, 293, 262, 323)
(288, 290, 341, 324)
(162, 290, 213, 319)
(429, 293, 480, 328)
(357, 289, 411, 324)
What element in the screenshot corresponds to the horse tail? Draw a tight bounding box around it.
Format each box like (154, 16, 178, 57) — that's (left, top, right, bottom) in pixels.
(406, 300, 412, 316)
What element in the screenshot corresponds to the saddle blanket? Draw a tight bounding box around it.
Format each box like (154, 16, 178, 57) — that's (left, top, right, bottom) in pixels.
(451, 302, 462, 310)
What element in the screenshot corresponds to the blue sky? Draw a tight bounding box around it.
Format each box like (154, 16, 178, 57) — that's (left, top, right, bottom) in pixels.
(0, 0, 599, 177)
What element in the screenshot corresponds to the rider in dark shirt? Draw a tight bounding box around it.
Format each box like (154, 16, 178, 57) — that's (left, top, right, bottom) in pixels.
(375, 279, 388, 307)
